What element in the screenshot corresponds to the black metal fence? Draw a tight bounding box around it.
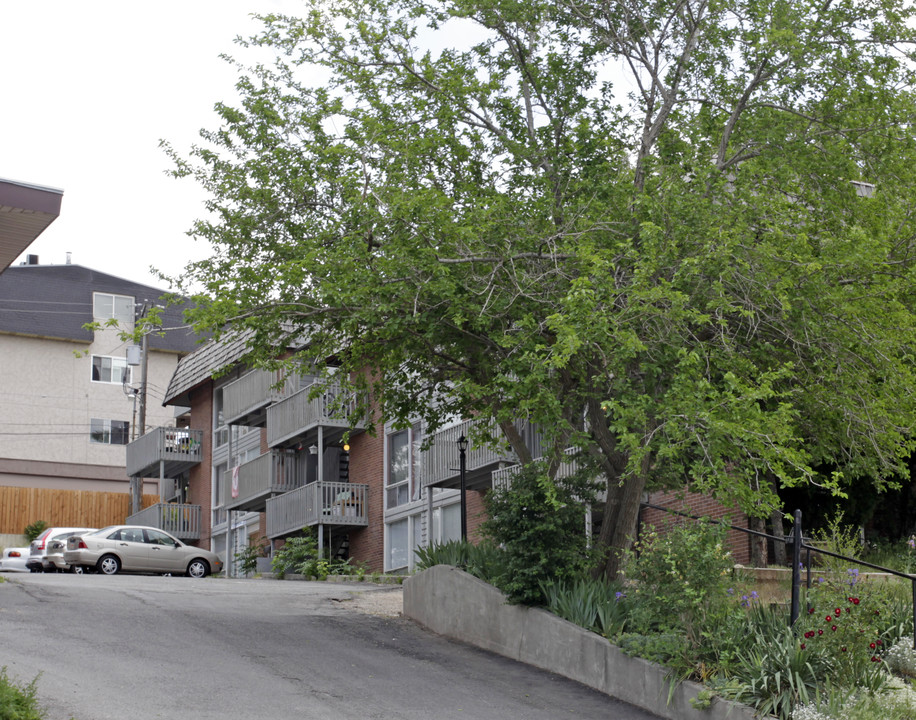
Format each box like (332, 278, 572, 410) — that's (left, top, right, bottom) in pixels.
(639, 502, 916, 649)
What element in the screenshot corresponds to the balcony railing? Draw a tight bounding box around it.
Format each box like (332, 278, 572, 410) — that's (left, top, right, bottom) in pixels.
(267, 381, 365, 448)
(421, 419, 544, 491)
(126, 427, 203, 479)
(223, 449, 301, 513)
(223, 369, 297, 427)
(126, 503, 201, 541)
(266, 481, 369, 539)
(491, 448, 585, 491)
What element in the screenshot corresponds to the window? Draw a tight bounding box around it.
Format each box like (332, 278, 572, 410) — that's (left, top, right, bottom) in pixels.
(386, 430, 411, 508)
(91, 355, 131, 384)
(90, 419, 129, 445)
(93, 292, 134, 324)
(388, 518, 409, 570)
(431, 503, 462, 545)
(145, 529, 176, 546)
(385, 423, 423, 509)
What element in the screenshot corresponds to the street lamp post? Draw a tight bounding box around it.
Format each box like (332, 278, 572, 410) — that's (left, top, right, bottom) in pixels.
(457, 435, 468, 541)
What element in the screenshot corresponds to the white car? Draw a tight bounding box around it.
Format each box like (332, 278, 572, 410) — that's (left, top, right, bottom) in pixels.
(28, 527, 98, 572)
(0, 547, 30, 572)
(64, 525, 223, 578)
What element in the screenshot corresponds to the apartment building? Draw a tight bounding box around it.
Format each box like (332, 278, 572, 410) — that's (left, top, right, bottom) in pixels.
(0, 259, 198, 496)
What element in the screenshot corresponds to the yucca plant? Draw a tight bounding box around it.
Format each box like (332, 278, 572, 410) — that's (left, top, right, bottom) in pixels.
(414, 539, 473, 570)
(540, 577, 630, 637)
(722, 623, 827, 720)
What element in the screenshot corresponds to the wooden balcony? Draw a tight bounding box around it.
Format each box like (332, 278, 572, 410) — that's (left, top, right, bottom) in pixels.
(266, 481, 368, 539)
(126, 503, 201, 541)
(223, 369, 297, 427)
(266, 382, 365, 448)
(223, 450, 301, 513)
(422, 419, 544, 491)
(126, 427, 203, 479)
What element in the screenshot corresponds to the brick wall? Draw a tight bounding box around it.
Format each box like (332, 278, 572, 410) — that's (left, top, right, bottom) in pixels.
(347, 427, 385, 572)
(642, 490, 753, 565)
(467, 489, 488, 542)
(186, 383, 214, 548)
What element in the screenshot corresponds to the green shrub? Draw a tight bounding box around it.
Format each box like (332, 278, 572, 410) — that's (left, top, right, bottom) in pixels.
(797, 574, 890, 693)
(621, 519, 735, 646)
(540, 576, 630, 638)
(270, 530, 362, 580)
(718, 621, 828, 720)
(235, 540, 268, 576)
(414, 539, 474, 570)
(0, 667, 43, 720)
(616, 632, 688, 666)
(23, 521, 47, 543)
(414, 539, 507, 586)
(482, 462, 598, 605)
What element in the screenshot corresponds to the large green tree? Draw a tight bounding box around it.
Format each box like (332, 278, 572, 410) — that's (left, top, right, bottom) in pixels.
(167, 0, 916, 577)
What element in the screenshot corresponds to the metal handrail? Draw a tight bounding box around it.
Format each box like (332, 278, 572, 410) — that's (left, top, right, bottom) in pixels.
(639, 502, 916, 649)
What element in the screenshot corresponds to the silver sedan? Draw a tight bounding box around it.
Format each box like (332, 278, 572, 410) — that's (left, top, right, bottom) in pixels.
(64, 525, 223, 578)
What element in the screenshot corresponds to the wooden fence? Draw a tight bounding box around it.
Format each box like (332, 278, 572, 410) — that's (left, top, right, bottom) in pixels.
(0, 486, 159, 535)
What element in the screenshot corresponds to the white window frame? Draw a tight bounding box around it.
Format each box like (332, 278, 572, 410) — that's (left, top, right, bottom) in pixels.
(92, 292, 134, 324)
(384, 423, 423, 511)
(430, 501, 463, 546)
(90, 418, 130, 445)
(90, 355, 132, 384)
(386, 516, 411, 572)
(386, 429, 412, 510)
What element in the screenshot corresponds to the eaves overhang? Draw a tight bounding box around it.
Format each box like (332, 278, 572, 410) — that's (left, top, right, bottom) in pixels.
(0, 178, 64, 273)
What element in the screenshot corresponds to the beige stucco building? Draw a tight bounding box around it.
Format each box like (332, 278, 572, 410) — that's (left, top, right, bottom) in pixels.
(0, 260, 199, 494)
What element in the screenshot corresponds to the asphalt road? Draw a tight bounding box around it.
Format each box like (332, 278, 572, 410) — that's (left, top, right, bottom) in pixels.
(0, 573, 662, 720)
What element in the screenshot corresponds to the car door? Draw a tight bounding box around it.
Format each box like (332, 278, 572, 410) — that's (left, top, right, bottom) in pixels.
(108, 527, 151, 571)
(143, 529, 185, 573)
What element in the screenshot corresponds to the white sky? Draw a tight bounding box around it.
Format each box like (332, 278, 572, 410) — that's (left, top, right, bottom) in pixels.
(2, 1, 300, 289)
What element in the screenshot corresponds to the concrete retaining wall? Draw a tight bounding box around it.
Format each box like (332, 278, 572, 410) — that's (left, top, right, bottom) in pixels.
(404, 565, 763, 720)
(0, 533, 27, 551)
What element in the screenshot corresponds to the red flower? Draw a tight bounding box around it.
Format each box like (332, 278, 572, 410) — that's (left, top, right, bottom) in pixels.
(870, 642, 877, 649)
(832, 626, 838, 632)
(809, 608, 816, 614)
(877, 640, 883, 646)
(871, 656, 879, 662)
(826, 616, 833, 622)
(817, 630, 823, 636)
(801, 643, 807, 650)
(841, 646, 847, 652)
(835, 608, 842, 615)
(851, 598, 860, 605)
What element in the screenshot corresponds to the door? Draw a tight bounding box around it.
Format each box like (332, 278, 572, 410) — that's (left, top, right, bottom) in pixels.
(144, 529, 185, 573)
(107, 527, 151, 571)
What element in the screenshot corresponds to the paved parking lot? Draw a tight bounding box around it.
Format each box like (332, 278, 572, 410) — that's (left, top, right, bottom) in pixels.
(0, 573, 661, 720)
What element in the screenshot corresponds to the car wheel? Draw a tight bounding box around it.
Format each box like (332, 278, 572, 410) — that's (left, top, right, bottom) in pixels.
(186, 559, 210, 578)
(71, 565, 85, 575)
(97, 555, 121, 575)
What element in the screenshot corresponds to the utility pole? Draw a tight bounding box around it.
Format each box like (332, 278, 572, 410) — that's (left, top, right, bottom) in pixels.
(126, 303, 152, 515)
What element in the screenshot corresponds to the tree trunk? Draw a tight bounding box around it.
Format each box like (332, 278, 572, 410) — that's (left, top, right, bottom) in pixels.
(748, 515, 767, 567)
(769, 508, 787, 566)
(598, 445, 652, 580)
